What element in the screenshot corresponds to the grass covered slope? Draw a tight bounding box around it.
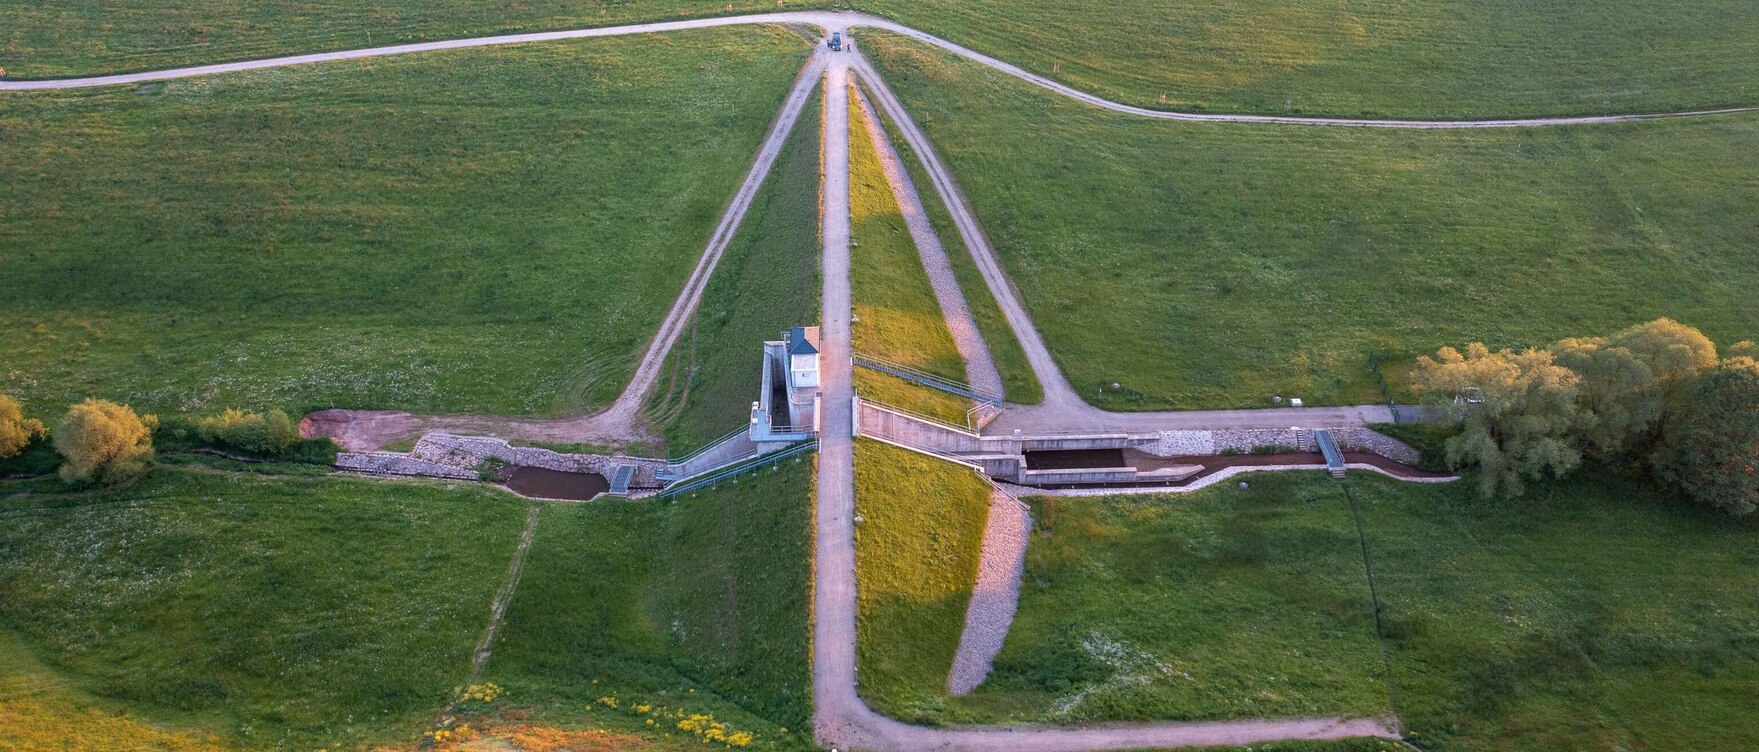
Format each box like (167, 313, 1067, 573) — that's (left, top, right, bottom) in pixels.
(859, 0, 1759, 118)
(851, 439, 992, 721)
(0, 469, 532, 749)
(485, 456, 815, 749)
(1353, 473, 1759, 752)
(951, 474, 1389, 725)
(0, 28, 807, 419)
(0, 630, 232, 752)
(0, 1, 832, 78)
(650, 90, 823, 453)
(868, 32, 1759, 410)
(848, 88, 977, 424)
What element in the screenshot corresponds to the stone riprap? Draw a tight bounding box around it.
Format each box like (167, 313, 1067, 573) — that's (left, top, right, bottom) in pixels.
(1330, 427, 1423, 466)
(336, 433, 667, 489)
(947, 489, 1032, 695)
(1147, 427, 1420, 465)
(334, 452, 479, 480)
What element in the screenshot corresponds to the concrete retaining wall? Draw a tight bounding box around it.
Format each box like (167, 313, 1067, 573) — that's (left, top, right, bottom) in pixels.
(857, 401, 987, 454)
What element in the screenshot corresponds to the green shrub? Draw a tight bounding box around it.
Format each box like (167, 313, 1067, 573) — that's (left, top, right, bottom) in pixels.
(195, 409, 300, 454)
(53, 399, 156, 485)
(0, 393, 48, 460)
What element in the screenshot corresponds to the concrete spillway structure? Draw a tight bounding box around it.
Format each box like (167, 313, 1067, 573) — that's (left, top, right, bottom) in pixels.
(855, 397, 1426, 487)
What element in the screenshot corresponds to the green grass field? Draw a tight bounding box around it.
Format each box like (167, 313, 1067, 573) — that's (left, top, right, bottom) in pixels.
(0, 468, 533, 748)
(649, 89, 823, 453)
(1353, 473, 1759, 752)
(942, 470, 1758, 750)
(0, 450, 817, 750)
(8, 0, 1754, 118)
(851, 439, 993, 722)
(483, 456, 816, 749)
(948, 474, 1390, 725)
(0, 28, 808, 421)
(867, 32, 1759, 410)
(0, 1, 832, 78)
(857, 0, 1759, 118)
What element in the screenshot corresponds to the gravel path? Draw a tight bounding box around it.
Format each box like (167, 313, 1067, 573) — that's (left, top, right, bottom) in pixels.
(852, 81, 1004, 400)
(947, 489, 1031, 695)
(8, 11, 1752, 129)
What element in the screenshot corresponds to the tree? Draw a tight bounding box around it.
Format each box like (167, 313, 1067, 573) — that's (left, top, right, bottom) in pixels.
(53, 399, 156, 485)
(1727, 340, 1758, 360)
(196, 408, 300, 454)
(1652, 358, 1759, 516)
(0, 393, 48, 460)
(1411, 343, 1583, 498)
(1552, 318, 1718, 458)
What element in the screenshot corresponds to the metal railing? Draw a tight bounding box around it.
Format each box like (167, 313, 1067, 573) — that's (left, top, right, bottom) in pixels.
(853, 352, 1002, 406)
(857, 394, 982, 436)
(659, 440, 818, 499)
(665, 425, 749, 465)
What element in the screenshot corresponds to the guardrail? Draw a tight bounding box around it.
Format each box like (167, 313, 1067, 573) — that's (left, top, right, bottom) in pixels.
(666, 425, 749, 464)
(853, 352, 1002, 406)
(659, 440, 818, 499)
(857, 394, 981, 436)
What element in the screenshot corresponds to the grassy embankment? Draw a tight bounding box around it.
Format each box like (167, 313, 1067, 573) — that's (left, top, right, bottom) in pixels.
(0, 452, 817, 750)
(0, 1, 833, 78)
(867, 31, 1759, 411)
(479, 455, 816, 750)
(0, 469, 533, 749)
(851, 439, 993, 721)
(847, 90, 978, 425)
(11, 0, 1757, 119)
(648, 89, 823, 453)
(856, 0, 1759, 119)
(0, 28, 807, 422)
(938, 470, 1758, 751)
(859, 84, 1044, 405)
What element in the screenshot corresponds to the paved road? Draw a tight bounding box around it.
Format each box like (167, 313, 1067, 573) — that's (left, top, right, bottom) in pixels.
(301, 51, 825, 451)
(7, 12, 1755, 129)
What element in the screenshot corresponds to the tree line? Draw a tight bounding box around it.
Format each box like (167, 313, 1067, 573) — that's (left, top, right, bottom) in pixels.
(1411, 318, 1758, 515)
(0, 394, 315, 485)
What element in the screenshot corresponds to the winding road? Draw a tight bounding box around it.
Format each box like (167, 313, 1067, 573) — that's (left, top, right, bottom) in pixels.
(10, 11, 1735, 749)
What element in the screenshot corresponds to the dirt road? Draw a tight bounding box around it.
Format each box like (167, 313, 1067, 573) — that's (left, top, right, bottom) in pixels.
(8, 12, 1753, 129)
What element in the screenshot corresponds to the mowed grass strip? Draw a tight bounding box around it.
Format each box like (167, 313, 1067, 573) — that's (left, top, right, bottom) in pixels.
(851, 438, 992, 722)
(857, 0, 1759, 119)
(945, 473, 1389, 725)
(0, 0, 832, 78)
(0, 468, 533, 749)
(0, 28, 808, 419)
(867, 32, 1759, 411)
(848, 87, 977, 423)
(1350, 473, 1759, 752)
(486, 457, 815, 748)
(650, 90, 823, 452)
